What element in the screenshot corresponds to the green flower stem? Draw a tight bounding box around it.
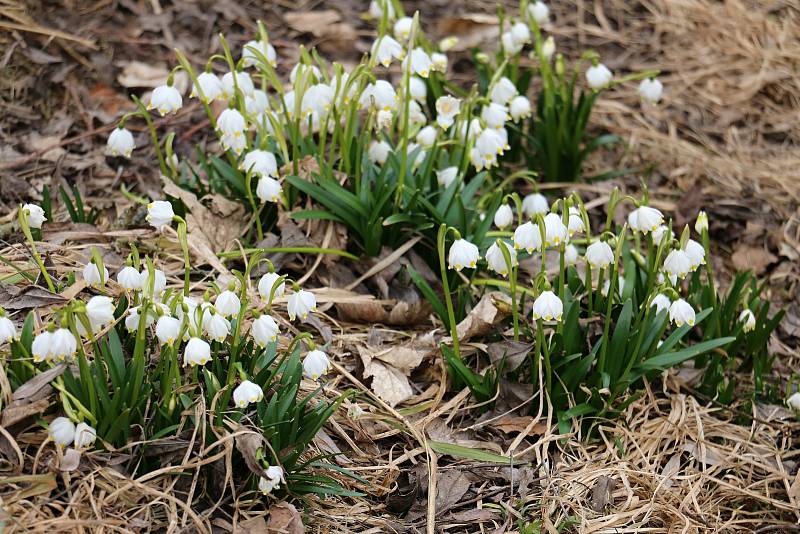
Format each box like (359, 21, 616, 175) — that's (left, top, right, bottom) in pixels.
(131, 95, 168, 176)
(471, 278, 538, 298)
(497, 239, 519, 341)
(437, 224, 461, 360)
(597, 228, 626, 374)
(701, 228, 718, 335)
(18, 210, 55, 292)
(173, 49, 218, 130)
(538, 319, 552, 392)
(217, 247, 358, 261)
(584, 264, 593, 314)
(242, 170, 264, 242)
(174, 217, 191, 296)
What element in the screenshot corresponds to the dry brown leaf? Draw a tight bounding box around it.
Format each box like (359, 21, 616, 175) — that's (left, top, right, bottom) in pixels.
(435, 470, 472, 511)
(284, 11, 356, 51)
(358, 345, 427, 407)
(234, 431, 269, 479)
(0, 285, 66, 311)
(116, 61, 189, 92)
(487, 340, 533, 372)
(731, 245, 777, 275)
(489, 415, 547, 437)
(590, 475, 617, 512)
(267, 502, 304, 534)
(58, 447, 81, 472)
(436, 14, 499, 52)
(448, 508, 499, 523)
(12, 364, 65, 402)
(239, 516, 269, 534)
(1, 398, 50, 427)
(452, 292, 512, 342)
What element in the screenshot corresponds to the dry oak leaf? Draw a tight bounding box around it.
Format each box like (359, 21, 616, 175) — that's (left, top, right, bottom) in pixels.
(450, 291, 512, 342)
(284, 10, 356, 51)
(358, 345, 427, 407)
(267, 501, 304, 534)
(731, 245, 776, 275)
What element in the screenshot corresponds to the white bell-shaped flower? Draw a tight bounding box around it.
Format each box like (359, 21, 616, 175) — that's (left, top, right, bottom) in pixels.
(214, 290, 241, 318)
(241, 150, 278, 178)
(739, 309, 756, 333)
(628, 206, 663, 233)
(191, 72, 224, 102)
(202, 309, 231, 342)
(393, 17, 413, 40)
(287, 289, 316, 321)
(368, 140, 391, 165)
(81, 260, 108, 288)
(409, 76, 427, 102)
(49, 416, 75, 447)
(481, 102, 509, 130)
(513, 221, 542, 253)
(256, 176, 282, 204)
(245, 89, 270, 116)
(509, 95, 532, 121)
(437, 166, 458, 188)
(431, 52, 448, 72)
(435, 95, 460, 129)
(183, 337, 211, 366)
(251, 314, 280, 347)
(494, 204, 513, 229)
(522, 193, 548, 217)
(221, 71, 255, 98)
(85, 296, 114, 333)
(585, 241, 615, 269)
(23, 203, 47, 229)
(586, 63, 613, 89)
(150, 85, 182, 116)
(663, 249, 692, 279)
(532, 290, 563, 322)
(258, 272, 286, 301)
(695, 211, 709, 233)
(117, 266, 142, 291)
(303, 349, 331, 380)
(146, 200, 174, 228)
(371, 35, 404, 67)
(258, 465, 285, 494)
(0, 315, 16, 344)
(404, 48, 433, 78)
(233, 380, 263, 408)
(652, 225, 673, 244)
(528, 1, 549, 24)
(490, 77, 518, 105)
(125, 305, 156, 332)
(416, 125, 438, 148)
(360, 80, 397, 111)
(156, 315, 181, 346)
(501, 32, 524, 55)
(510, 22, 531, 46)
(486, 240, 517, 276)
(106, 127, 135, 157)
(567, 207, 584, 236)
(650, 294, 671, 315)
(543, 213, 568, 247)
(564, 244, 579, 266)
(217, 108, 246, 138)
(669, 299, 695, 327)
(289, 63, 322, 85)
(32, 331, 52, 363)
(448, 239, 480, 271)
(476, 128, 505, 159)
(787, 392, 800, 412)
(50, 328, 77, 362)
(683, 239, 706, 270)
(73, 422, 96, 449)
(242, 39, 277, 68)
(139, 267, 167, 298)
(638, 78, 663, 104)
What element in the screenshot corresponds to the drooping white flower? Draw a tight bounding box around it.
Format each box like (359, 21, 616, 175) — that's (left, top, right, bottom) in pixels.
(150, 85, 182, 116)
(183, 337, 211, 366)
(739, 309, 756, 333)
(513, 221, 543, 253)
(289, 63, 322, 85)
(287, 289, 316, 321)
(683, 239, 706, 270)
(49, 416, 76, 447)
(404, 48, 433, 78)
(542, 36, 556, 60)
(73, 422, 96, 449)
(481, 102, 509, 129)
(650, 294, 671, 315)
(368, 140, 391, 164)
(509, 95, 532, 121)
(669, 298, 695, 327)
(448, 239, 480, 271)
(501, 32, 523, 56)
(490, 77, 518, 105)
(50, 328, 77, 362)
(106, 127, 135, 157)
(416, 125, 438, 148)
(256, 176, 282, 204)
(369, 0, 395, 20)
(155, 315, 181, 346)
(125, 305, 157, 332)
(439, 36, 458, 52)
(360, 80, 397, 111)
(652, 225, 673, 244)
(522, 193, 548, 217)
(242, 39, 277, 68)
(220, 132, 247, 154)
(115, 267, 140, 292)
(217, 108, 246, 139)
(258, 465, 285, 494)
(567, 207, 584, 236)
(543, 213, 568, 247)
(241, 150, 278, 178)
(476, 128, 505, 160)
(221, 71, 255, 98)
(202, 309, 231, 342)
(586, 63, 613, 90)
(23, 203, 46, 229)
(191, 72, 224, 102)
(394, 16, 414, 40)
(258, 272, 286, 301)
(585, 241, 615, 269)
(435, 95, 460, 129)
(431, 52, 448, 72)
(528, 1, 550, 24)
(564, 244, 579, 265)
(663, 249, 692, 280)
(532, 290, 563, 322)
(372, 35, 404, 67)
(695, 211, 709, 233)
(408, 76, 427, 103)
(85, 295, 114, 333)
(785, 392, 800, 412)
(638, 78, 663, 104)
(245, 89, 270, 116)
(303, 349, 331, 380)
(376, 109, 394, 130)
(233, 380, 263, 408)
(139, 267, 167, 298)
(510, 22, 531, 46)
(82, 261, 108, 288)
(146, 200, 174, 228)
(215, 290, 241, 318)
(251, 314, 280, 347)
(494, 204, 513, 229)
(0, 315, 16, 344)
(628, 206, 663, 233)
(436, 167, 458, 188)
(32, 331, 52, 363)
(406, 143, 426, 169)
(485, 240, 517, 276)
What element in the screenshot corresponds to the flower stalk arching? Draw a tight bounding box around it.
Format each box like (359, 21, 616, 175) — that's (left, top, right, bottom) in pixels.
(597, 224, 628, 374)
(173, 216, 191, 296)
(437, 224, 462, 360)
(18, 208, 56, 293)
(131, 95, 169, 177)
(497, 237, 520, 341)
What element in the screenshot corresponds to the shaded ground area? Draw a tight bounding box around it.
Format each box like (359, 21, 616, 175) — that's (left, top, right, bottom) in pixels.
(1, 0, 799, 532)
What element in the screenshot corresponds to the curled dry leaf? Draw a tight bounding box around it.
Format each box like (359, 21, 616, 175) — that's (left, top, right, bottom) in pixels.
(487, 340, 533, 372)
(449, 292, 512, 343)
(1, 398, 50, 427)
(435, 470, 472, 511)
(116, 61, 189, 92)
(234, 431, 269, 479)
(58, 447, 82, 472)
(590, 475, 617, 513)
(267, 501, 304, 534)
(358, 345, 427, 407)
